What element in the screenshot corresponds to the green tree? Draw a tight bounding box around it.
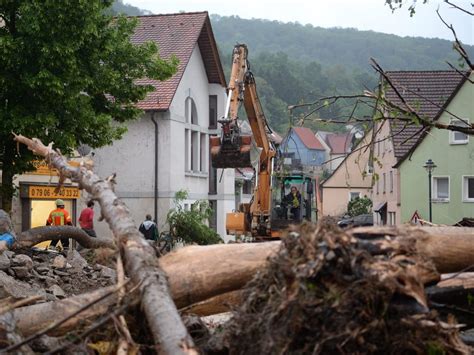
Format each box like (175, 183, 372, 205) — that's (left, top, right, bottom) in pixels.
(166, 190, 222, 245)
(347, 196, 373, 217)
(0, 0, 178, 211)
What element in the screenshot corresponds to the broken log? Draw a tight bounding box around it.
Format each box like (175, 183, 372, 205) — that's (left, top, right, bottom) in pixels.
(14, 134, 196, 355)
(17, 226, 115, 250)
(13, 286, 117, 337)
(160, 242, 279, 308)
(350, 225, 474, 273)
(180, 290, 242, 317)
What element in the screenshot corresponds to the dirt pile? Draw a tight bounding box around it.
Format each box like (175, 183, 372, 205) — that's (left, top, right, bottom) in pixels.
(216, 221, 470, 354)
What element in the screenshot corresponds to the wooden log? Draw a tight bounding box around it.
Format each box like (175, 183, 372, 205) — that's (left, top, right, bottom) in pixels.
(350, 225, 474, 273)
(17, 226, 115, 250)
(14, 134, 196, 355)
(180, 290, 242, 317)
(160, 242, 279, 308)
(13, 286, 117, 337)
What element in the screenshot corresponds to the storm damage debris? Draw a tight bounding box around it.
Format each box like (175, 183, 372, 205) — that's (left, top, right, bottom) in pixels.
(213, 221, 471, 354)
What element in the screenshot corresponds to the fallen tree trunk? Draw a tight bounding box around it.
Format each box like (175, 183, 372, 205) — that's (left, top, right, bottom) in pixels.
(160, 242, 279, 308)
(16, 226, 115, 250)
(14, 135, 195, 355)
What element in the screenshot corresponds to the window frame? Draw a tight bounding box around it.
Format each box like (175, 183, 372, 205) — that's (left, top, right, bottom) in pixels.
(349, 191, 361, 201)
(432, 176, 450, 202)
(449, 119, 469, 145)
(462, 175, 474, 202)
(389, 170, 393, 193)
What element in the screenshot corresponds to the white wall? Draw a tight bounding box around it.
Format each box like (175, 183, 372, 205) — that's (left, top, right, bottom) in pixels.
(93, 44, 234, 240)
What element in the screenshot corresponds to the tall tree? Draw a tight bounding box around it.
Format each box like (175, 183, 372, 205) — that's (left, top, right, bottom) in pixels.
(0, 0, 177, 212)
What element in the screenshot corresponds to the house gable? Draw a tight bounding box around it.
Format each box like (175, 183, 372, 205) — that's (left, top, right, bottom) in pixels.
(380, 70, 467, 167)
(398, 72, 474, 224)
(131, 12, 226, 111)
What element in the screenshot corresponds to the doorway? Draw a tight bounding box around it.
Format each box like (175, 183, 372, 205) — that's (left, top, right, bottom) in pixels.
(30, 199, 73, 248)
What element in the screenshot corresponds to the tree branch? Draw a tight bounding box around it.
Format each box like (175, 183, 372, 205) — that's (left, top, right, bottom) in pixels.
(16, 226, 115, 250)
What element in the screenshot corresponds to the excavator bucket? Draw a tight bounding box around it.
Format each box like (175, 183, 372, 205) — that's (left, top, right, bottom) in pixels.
(210, 135, 252, 168)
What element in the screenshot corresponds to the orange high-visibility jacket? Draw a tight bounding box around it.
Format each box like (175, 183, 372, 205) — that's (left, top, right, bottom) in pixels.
(47, 208, 72, 226)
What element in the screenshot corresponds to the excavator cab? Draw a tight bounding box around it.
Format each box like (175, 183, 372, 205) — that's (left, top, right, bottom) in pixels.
(270, 173, 317, 234)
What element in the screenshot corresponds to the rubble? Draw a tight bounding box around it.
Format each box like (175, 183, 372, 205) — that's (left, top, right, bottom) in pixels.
(213, 221, 471, 354)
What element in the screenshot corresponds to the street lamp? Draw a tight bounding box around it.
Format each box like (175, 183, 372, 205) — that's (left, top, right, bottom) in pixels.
(423, 159, 437, 223)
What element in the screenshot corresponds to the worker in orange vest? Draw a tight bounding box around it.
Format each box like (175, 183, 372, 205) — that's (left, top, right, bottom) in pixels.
(46, 199, 72, 250)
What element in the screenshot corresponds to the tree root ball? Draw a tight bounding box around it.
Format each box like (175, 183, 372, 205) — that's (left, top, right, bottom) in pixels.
(214, 220, 470, 354)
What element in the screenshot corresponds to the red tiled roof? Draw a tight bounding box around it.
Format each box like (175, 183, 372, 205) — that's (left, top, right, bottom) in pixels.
(383, 70, 467, 164)
(293, 127, 325, 150)
(326, 133, 353, 154)
(131, 12, 226, 111)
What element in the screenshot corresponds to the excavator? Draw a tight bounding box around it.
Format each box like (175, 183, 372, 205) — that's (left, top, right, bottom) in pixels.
(210, 44, 317, 240)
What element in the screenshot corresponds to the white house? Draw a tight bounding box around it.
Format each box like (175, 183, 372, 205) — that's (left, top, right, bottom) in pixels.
(93, 12, 235, 240)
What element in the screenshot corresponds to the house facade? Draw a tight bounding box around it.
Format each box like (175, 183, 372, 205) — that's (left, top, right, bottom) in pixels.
(316, 131, 354, 172)
(93, 12, 235, 239)
(320, 132, 372, 217)
(280, 127, 325, 171)
(372, 70, 473, 225)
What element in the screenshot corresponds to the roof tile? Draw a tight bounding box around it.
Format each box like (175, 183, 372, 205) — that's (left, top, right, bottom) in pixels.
(325, 133, 353, 154)
(384, 70, 467, 162)
(130, 12, 225, 111)
(293, 127, 325, 150)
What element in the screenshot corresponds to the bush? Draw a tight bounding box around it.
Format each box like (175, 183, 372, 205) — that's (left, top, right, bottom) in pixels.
(166, 190, 222, 245)
(347, 196, 372, 217)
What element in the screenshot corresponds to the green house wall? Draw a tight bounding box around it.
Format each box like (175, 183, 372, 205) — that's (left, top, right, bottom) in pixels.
(400, 75, 474, 224)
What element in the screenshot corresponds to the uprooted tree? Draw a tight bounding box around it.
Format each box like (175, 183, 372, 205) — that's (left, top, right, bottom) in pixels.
(0, 0, 178, 212)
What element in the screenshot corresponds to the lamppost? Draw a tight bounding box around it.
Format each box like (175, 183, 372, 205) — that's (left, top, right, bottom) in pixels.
(423, 159, 437, 223)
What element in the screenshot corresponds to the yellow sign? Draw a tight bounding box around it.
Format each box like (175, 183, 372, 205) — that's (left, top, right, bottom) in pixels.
(28, 185, 80, 200)
(30, 160, 81, 176)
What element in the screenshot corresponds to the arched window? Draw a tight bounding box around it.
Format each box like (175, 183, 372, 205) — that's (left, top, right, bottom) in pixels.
(184, 96, 206, 172)
(185, 97, 198, 125)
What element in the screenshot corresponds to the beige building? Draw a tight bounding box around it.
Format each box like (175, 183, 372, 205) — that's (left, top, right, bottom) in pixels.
(320, 133, 373, 217)
(372, 120, 400, 225)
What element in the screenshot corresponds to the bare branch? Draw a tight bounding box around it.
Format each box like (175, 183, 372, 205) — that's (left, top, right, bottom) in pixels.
(436, 9, 474, 70)
(445, 61, 474, 83)
(444, 0, 474, 16)
(371, 58, 474, 135)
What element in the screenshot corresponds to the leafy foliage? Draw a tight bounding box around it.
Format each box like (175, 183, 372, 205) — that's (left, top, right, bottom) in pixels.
(347, 196, 373, 217)
(166, 190, 222, 245)
(0, 0, 178, 210)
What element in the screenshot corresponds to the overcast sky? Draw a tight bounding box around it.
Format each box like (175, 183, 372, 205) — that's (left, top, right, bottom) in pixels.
(125, 0, 473, 44)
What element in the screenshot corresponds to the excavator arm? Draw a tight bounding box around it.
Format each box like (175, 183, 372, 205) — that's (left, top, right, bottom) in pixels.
(210, 44, 276, 237)
(210, 45, 252, 168)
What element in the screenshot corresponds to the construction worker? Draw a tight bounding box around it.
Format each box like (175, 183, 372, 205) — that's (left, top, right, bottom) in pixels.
(284, 186, 302, 221)
(46, 199, 72, 250)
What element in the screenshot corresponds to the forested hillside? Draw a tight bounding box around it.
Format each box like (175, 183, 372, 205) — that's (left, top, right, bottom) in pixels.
(211, 15, 473, 133)
(112, 3, 473, 134)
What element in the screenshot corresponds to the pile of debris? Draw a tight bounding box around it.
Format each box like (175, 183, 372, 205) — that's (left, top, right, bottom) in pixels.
(210, 221, 471, 354)
(0, 248, 116, 301)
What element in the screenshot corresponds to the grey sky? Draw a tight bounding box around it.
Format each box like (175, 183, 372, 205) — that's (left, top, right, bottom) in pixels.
(125, 0, 473, 44)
